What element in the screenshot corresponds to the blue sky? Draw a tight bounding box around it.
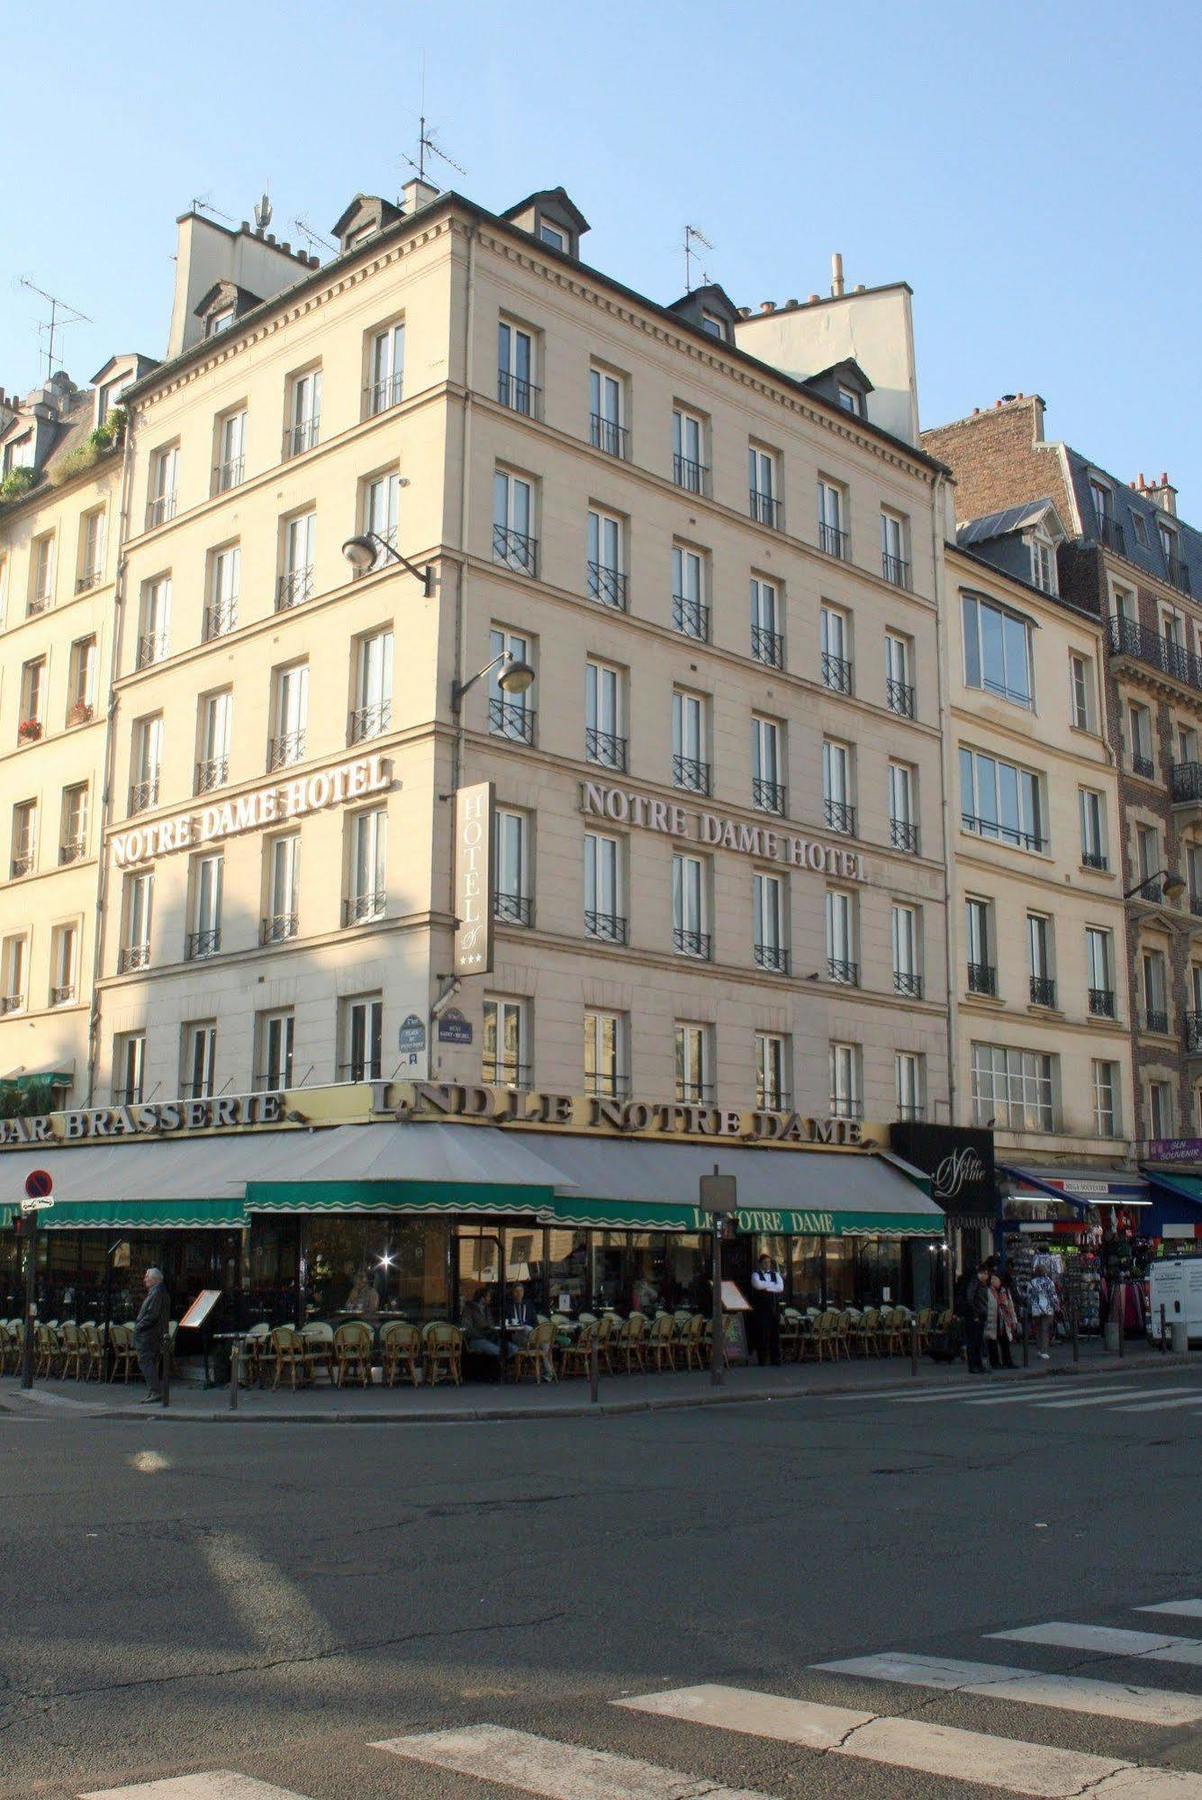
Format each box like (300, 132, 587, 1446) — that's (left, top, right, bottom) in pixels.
(4, 0, 1201, 503)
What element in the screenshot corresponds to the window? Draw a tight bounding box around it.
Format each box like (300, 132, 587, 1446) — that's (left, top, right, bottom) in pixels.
(584, 1010, 628, 1098)
(748, 444, 781, 527)
(1190, 844, 1202, 914)
(971, 1043, 1055, 1130)
(1028, 913, 1055, 1007)
(28, 533, 54, 615)
(494, 808, 531, 927)
(881, 510, 910, 587)
(1127, 701, 1154, 777)
(587, 508, 626, 609)
(197, 690, 232, 793)
(1069, 653, 1095, 732)
(1030, 533, 1057, 594)
(183, 1023, 217, 1100)
(119, 870, 153, 971)
(0, 934, 26, 1012)
(341, 995, 383, 1081)
(889, 761, 918, 854)
(1136, 823, 1160, 893)
(896, 1052, 925, 1121)
(489, 626, 535, 741)
(539, 222, 566, 251)
(77, 507, 106, 590)
(188, 854, 223, 959)
(1089, 479, 1112, 532)
(1111, 582, 1136, 624)
(755, 1032, 790, 1109)
(821, 605, 852, 693)
(673, 407, 708, 494)
(1159, 520, 1178, 569)
(368, 321, 405, 415)
(59, 783, 88, 864)
(961, 593, 1033, 707)
(829, 1043, 861, 1118)
(10, 800, 36, 878)
(699, 310, 725, 338)
(346, 807, 387, 924)
(589, 366, 627, 458)
(672, 542, 708, 641)
(1131, 513, 1148, 550)
(214, 409, 246, 492)
(497, 320, 536, 415)
(4, 432, 32, 472)
(49, 922, 78, 1006)
(751, 576, 783, 667)
(204, 544, 240, 639)
(279, 510, 316, 608)
(18, 657, 45, 740)
(360, 471, 399, 568)
(130, 715, 163, 813)
(584, 831, 624, 942)
(817, 479, 847, 557)
(1086, 1060, 1118, 1136)
(885, 632, 914, 717)
(137, 574, 171, 668)
(826, 889, 857, 985)
(1143, 949, 1169, 1033)
(493, 469, 536, 574)
(67, 635, 97, 725)
(1087, 929, 1115, 1017)
(1079, 789, 1107, 870)
(1148, 1080, 1174, 1140)
(752, 717, 785, 813)
(351, 629, 393, 742)
(1178, 722, 1198, 766)
(483, 997, 529, 1088)
(822, 738, 854, 834)
(837, 384, 862, 416)
(113, 1032, 146, 1105)
(147, 444, 178, 527)
(675, 1022, 712, 1102)
(673, 852, 710, 959)
(264, 834, 300, 942)
(285, 369, 321, 457)
(585, 659, 626, 770)
(959, 748, 1046, 852)
(754, 871, 788, 972)
(965, 896, 995, 995)
(259, 1011, 295, 1090)
(208, 306, 234, 337)
(269, 663, 308, 769)
(673, 689, 709, 794)
(892, 904, 921, 997)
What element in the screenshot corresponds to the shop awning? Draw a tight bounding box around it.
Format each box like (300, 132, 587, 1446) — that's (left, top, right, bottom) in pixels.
(0, 1062, 74, 1092)
(1000, 1164, 1149, 1212)
(1142, 1173, 1202, 1241)
(0, 1133, 285, 1229)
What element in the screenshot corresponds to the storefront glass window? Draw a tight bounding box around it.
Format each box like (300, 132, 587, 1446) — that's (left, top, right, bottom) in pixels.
(303, 1216, 450, 1322)
(856, 1238, 903, 1307)
(788, 1237, 823, 1310)
(547, 1229, 588, 1314)
(247, 1217, 300, 1326)
(824, 1237, 856, 1308)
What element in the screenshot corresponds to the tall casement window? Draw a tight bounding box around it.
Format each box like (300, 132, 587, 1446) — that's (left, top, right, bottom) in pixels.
(113, 1032, 147, 1105)
(368, 321, 405, 415)
(971, 1043, 1055, 1131)
(961, 592, 1033, 707)
(675, 1021, 713, 1103)
(1079, 789, 1107, 869)
(279, 510, 316, 609)
(483, 996, 529, 1088)
(28, 533, 54, 614)
(204, 544, 240, 640)
(589, 365, 626, 458)
(891, 903, 921, 997)
(138, 574, 171, 668)
(829, 1042, 861, 1117)
(672, 543, 709, 641)
(187, 853, 223, 959)
(822, 738, 854, 835)
(755, 1032, 790, 1110)
(750, 576, 783, 667)
(1069, 654, 1096, 732)
(264, 834, 300, 942)
(214, 408, 247, 492)
(817, 478, 847, 558)
(587, 507, 626, 610)
(183, 1022, 217, 1100)
(1136, 822, 1160, 891)
(584, 1010, 628, 1098)
(959, 748, 1046, 852)
(1087, 927, 1115, 1018)
(672, 406, 708, 494)
(889, 761, 918, 854)
(346, 807, 388, 925)
(493, 469, 536, 574)
(673, 689, 709, 795)
(10, 799, 36, 878)
(0, 934, 27, 1012)
(672, 852, 710, 959)
(130, 714, 164, 814)
(362, 471, 400, 568)
(497, 320, 536, 415)
(147, 444, 178, 528)
(820, 604, 853, 693)
(270, 663, 309, 770)
(59, 782, 88, 864)
(1092, 1060, 1120, 1137)
(753, 872, 788, 973)
(965, 896, 995, 995)
(1190, 844, 1202, 914)
(751, 717, 785, 814)
(197, 690, 232, 794)
(881, 509, 910, 588)
(18, 656, 45, 739)
(1030, 531, 1057, 594)
(351, 629, 394, 742)
(1027, 912, 1055, 1007)
(341, 994, 383, 1080)
(258, 1011, 295, 1091)
(285, 368, 321, 457)
(67, 635, 97, 725)
(585, 659, 626, 770)
(885, 631, 914, 716)
(77, 506, 106, 590)
(49, 922, 78, 1006)
(489, 626, 535, 742)
(826, 889, 857, 985)
(584, 830, 625, 943)
(1148, 1080, 1174, 1139)
(1127, 701, 1154, 778)
(748, 444, 781, 528)
(896, 1052, 925, 1121)
(119, 870, 153, 971)
(1143, 948, 1169, 1033)
(494, 809, 531, 926)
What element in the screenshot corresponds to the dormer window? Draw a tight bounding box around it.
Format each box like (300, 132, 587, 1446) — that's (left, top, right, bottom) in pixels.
(1030, 533, 1058, 595)
(700, 312, 725, 339)
(501, 188, 589, 260)
(208, 308, 235, 338)
(539, 222, 566, 252)
(837, 385, 863, 416)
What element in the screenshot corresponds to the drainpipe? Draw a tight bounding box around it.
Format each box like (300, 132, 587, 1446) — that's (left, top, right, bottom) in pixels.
(86, 411, 137, 1105)
(931, 468, 959, 1292)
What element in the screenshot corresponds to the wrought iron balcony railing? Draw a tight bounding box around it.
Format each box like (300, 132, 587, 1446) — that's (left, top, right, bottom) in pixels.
(818, 521, 849, 559)
(283, 417, 319, 458)
(589, 413, 628, 458)
(50, 984, 75, 1006)
(890, 818, 919, 854)
(585, 910, 627, 944)
(58, 838, 87, 866)
(585, 726, 627, 771)
(824, 798, 856, 835)
(344, 891, 386, 926)
(186, 929, 221, 960)
(673, 925, 712, 959)
(1144, 1008, 1170, 1035)
(967, 961, 997, 996)
(827, 957, 859, 986)
(754, 943, 789, 973)
(493, 524, 538, 576)
(145, 492, 177, 530)
(672, 593, 709, 640)
(137, 630, 169, 669)
(751, 624, 783, 668)
(894, 971, 923, 998)
(118, 943, 150, 973)
(494, 891, 532, 927)
(673, 754, 710, 795)
(195, 757, 228, 795)
(961, 812, 1048, 854)
(277, 566, 314, 611)
(488, 698, 535, 743)
(203, 601, 237, 641)
(1081, 848, 1108, 870)
(497, 371, 541, 416)
(128, 777, 159, 814)
(1171, 761, 1202, 805)
(349, 701, 391, 744)
(673, 454, 710, 495)
(213, 456, 244, 493)
(267, 730, 306, 771)
(886, 677, 915, 718)
(1029, 975, 1057, 1008)
(749, 489, 782, 529)
(1095, 513, 1125, 554)
(365, 373, 404, 416)
(821, 650, 853, 694)
(752, 778, 785, 815)
(1185, 1012, 1202, 1053)
(587, 562, 627, 610)
(882, 552, 911, 589)
(1109, 612, 1202, 695)
(1088, 987, 1116, 1018)
(261, 912, 298, 944)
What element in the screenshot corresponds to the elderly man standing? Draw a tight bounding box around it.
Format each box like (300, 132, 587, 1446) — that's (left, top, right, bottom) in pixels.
(134, 1266, 170, 1403)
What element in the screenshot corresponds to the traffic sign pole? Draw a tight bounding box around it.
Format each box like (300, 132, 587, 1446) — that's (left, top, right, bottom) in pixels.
(20, 1206, 37, 1390)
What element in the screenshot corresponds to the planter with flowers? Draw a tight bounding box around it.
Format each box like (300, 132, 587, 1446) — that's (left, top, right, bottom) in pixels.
(17, 718, 42, 743)
(67, 699, 93, 728)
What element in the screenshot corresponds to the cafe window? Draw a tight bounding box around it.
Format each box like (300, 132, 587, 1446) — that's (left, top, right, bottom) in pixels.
(302, 1216, 450, 1324)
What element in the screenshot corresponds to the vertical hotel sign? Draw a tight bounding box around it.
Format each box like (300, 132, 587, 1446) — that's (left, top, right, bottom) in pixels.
(454, 781, 495, 976)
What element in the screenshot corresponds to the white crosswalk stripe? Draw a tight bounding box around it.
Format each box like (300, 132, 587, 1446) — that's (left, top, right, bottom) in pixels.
(812, 1649, 1202, 1724)
(1116, 1395, 1202, 1412)
(990, 1622, 1202, 1665)
(1140, 1599, 1202, 1618)
(82, 1776, 312, 1799)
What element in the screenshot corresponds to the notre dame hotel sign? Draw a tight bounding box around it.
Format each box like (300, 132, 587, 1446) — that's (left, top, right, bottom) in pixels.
(580, 782, 867, 881)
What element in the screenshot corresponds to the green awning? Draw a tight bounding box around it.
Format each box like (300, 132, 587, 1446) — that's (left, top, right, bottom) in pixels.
(39, 1197, 247, 1231)
(248, 1179, 557, 1216)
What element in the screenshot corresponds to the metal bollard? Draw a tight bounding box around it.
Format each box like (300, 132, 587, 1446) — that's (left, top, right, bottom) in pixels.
(1118, 1281, 1126, 1359)
(910, 1317, 918, 1376)
(1022, 1301, 1030, 1368)
(1160, 1304, 1168, 1354)
(160, 1330, 171, 1409)
(1072, 1299, 1079, 1365)
(589, 1329, 599, 1405)
(230, 1340, 240, 1410)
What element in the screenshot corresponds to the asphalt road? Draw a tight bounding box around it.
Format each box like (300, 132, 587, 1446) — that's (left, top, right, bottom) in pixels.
(3, 1370, 1202, 1799)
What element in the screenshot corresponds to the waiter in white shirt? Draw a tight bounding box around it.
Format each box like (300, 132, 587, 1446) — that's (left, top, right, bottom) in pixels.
(750, 1252, 785, 1366)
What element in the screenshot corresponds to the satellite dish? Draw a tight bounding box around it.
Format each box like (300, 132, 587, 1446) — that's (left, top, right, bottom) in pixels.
(253, 192, 272, 232)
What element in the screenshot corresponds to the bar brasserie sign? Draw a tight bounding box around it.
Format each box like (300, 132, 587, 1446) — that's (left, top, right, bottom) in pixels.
(0, 1092, 283, 1146)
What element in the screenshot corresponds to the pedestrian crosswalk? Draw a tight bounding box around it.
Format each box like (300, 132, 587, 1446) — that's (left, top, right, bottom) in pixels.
(81, 1594, 1202, 1800)
(849, 1379, 1202, 1415)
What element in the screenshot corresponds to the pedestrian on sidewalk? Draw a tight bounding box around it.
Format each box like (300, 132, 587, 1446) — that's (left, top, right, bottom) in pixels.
(1028, 1256, 1057, 1361)
(133, 1266, 169, 1402)
(962, 1263, 991, 1374)
(749, 1253, 784, 1366)
(992, 1272, 1017, 1369)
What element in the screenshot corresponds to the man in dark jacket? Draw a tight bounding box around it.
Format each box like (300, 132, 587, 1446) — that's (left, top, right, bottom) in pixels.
(134, 1266, 170, 1401)
(962, 1263, 991, 1375)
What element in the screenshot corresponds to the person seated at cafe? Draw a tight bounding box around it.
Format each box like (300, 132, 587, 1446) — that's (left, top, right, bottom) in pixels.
(630, 1274, 658, 1315)
(506, 1281, 539, 1329)
(345, 1269, 380, 1318)
(461, 1284, 503, 1376)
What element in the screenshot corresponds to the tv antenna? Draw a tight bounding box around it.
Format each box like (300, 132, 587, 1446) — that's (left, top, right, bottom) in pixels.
(401, 112, 467, 186)
(683, 224, 713, 294)
(188, 192, 237, 225)
(17, 276, 92, 379)
(293, 216, 336, 257)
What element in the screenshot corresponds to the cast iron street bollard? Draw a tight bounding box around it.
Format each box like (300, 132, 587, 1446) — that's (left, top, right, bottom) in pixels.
(1160, 1304, 1168, 1354)
(1072, 1295, 1079, 1364)
(910, 1317, 918, 1375)
(1118, 1281, 1126, 1359)
(229, 1340, 240, 1410)
(589, 1328, 599, 1405)
(710, 1217, 724, 1388)
(1022, 1301, 1030, 1368)
(160, 1326, 171, 1409)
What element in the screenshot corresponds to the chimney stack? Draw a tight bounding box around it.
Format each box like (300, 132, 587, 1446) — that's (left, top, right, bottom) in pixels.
(1135, 470, 1178, 516)
(831, 252, 845, 298)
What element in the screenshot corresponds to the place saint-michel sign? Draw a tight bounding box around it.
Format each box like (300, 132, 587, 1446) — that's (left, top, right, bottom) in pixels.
(580, 782, 868, 881)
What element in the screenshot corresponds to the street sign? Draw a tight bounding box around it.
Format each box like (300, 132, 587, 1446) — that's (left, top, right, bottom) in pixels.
(19, 1196, 54, 1213)
(698, 1173, 737, 1213)
(24, 1169, 53, 1199)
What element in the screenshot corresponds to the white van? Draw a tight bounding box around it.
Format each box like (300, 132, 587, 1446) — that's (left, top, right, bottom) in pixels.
(1148, 1258, 1202, 1345)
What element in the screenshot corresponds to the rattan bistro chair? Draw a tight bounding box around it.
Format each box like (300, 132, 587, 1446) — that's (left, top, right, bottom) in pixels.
(333, 1320, 374, 1388)
(648, 1312, 677, 1372)
(594, 1312, 618, 1373)
(682, 1312, 708, 1370)
(422, 1321, 463, 1387)
(511, 1320, 557, 1383)
(268, 1325, 314, 1390)
(58, 1320, 84, 1380)
(107, 1323, 137, 1382)
(380, 1320, 421, 1388)
(559, 1318, 598, 1378)
(616, 1311, 648, 1373)
(300, 1321, 335, 1384)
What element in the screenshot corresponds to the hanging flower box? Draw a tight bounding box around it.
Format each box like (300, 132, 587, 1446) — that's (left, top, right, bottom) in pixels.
(17, 718, 42, 742)
(67, 700, 93, 727)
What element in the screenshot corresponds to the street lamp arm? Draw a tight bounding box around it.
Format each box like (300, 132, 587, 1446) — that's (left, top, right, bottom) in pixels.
(340, 531, 433, 596)
(1123, 867, 1186, 901)
(451, 649, 535, 714)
